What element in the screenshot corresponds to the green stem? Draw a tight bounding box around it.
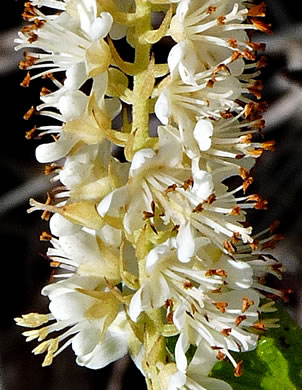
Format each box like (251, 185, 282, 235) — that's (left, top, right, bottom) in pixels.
(131, 0, 152, 152)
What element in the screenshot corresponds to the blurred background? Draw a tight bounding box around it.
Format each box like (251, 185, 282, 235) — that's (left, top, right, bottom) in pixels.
(1, 1, 302, 388)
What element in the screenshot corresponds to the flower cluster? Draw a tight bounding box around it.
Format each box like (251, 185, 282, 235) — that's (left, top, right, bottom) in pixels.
(15, 1, 284, 389)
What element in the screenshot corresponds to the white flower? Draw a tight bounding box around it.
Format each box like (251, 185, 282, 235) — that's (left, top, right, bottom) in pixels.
(155, 48, 244, 129)
(15, 0, 112, 84)
(169, 343, 232, 390)
(16, 276, 129, 368)
(169, 0, 262, 76)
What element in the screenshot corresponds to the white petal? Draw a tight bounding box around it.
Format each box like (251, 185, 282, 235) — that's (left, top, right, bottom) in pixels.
(168, 371, 186, 390)
(146, 243, 170, 273)
(72, 323, 102, 356)
(65, 63, 87, 90)
(129, 148, 155, 177)
(157, 127, 183, 167)
(191, 169, 214, 201)
(97, 187, 128, 217)
(193, 119, 214, 152)
(175, 331, 190, 372)
(176, 223, 196, 262)
(128, 287, 144, 322)
(49, 213, 82, 236)
(155, 90, 171, 125)
(75, 328, 128, 369)
(89, 12, 113, 40)
(58, 90, 88, 121)
(49, 291, 94, 321)
(35, 133, 77, 163)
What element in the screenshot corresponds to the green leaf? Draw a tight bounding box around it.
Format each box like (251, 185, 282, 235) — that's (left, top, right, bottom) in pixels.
(210, 304, 302, 389)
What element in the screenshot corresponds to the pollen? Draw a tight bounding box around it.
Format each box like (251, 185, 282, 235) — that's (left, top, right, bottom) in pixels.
(234, 360, 243, 377)
(241, 297, 254, 313)
(213, 301, 228, 313)
(23, 106, 35, 120)
(20, 72, 31, 87)
(235, 315, 247, 326)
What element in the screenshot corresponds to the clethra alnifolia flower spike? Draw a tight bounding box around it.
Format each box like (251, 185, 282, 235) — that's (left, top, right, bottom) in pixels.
(15, 1, 287, 389)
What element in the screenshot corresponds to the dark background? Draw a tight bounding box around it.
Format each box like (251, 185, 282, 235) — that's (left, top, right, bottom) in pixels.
(1, 1, 302, 388)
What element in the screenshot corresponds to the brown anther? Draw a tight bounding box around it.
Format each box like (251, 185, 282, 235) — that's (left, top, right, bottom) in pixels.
(184, 281, 194, 289)
(143, 211, 154, 220)
(224, 240, 236, 254)
(183, 176, 194, 190)
(40, 87, 52, 96)
(193, 203, 204, 213)
(230, 206, 241, 216)
(34, 18, 46, 29)
(44, 164, 62, 175)
(248, 81, 263, 100)
(28, 32, 39, 43)
(214, 64, 231, 75)
(217, 15, 226, 25)
(20, 72, 31, 87)
(19, 55, 37, 70)
(269, 220, 280, 233)
(280, 289, 294, 303)
(227, 38, 238, 48)
(231, 232, 241, 244)
(248, 2, 267, 17)
(211, 287, 222, 293)
(50, 261, 61, 268)
(211, 346, 223, 350)
(150, 223, 158, 234)
(23, 106, 35, 120)
(243, 49, 257, 61)
(165, 184, 177, 194)
(191, 303, 198, 314)
(25, 125, 37, 140)
(241, 133, 253, 144)
(151, 200, 156, 213)
(172, 224, 180, 232)
(206, 5, 217, 14)
(243, 177, 254, 193)
(251, 18, 273, 35)
(41, 193, 54, 221)
(213, 301, 228, 313)
(207, 193, 216, 204)
(239, 167, 250, 180)
(206, 269, 228, 278)
(247, 194, 268, 209)
(235, 154, 245, 160)
(253, 119, 266, 129)
(262, 234, 284, 249)
(249, 148, 264, 157)
(22, 2, 38, 20)
(234, 360, 243, 377)
(220, 111, 233, 119)
(242, 297, 254, 313)
(235, 315, 247, 326)
(248, 42, 266, 52)
(257, 55, 268, 68)
(271, 262, 283, 277)
(166, 312, 174, 324)
(249, 239, 259, 250)
(206, 78, 215, 88)
(217, 351, 226, 361)
(40, 231, 52, 241)
(262, 140, 276, 151)
(164, 299, 173, 308)
(230, 51, 243, 63)
(252, 322, 266, 331)
(221, 328, 232, 337)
